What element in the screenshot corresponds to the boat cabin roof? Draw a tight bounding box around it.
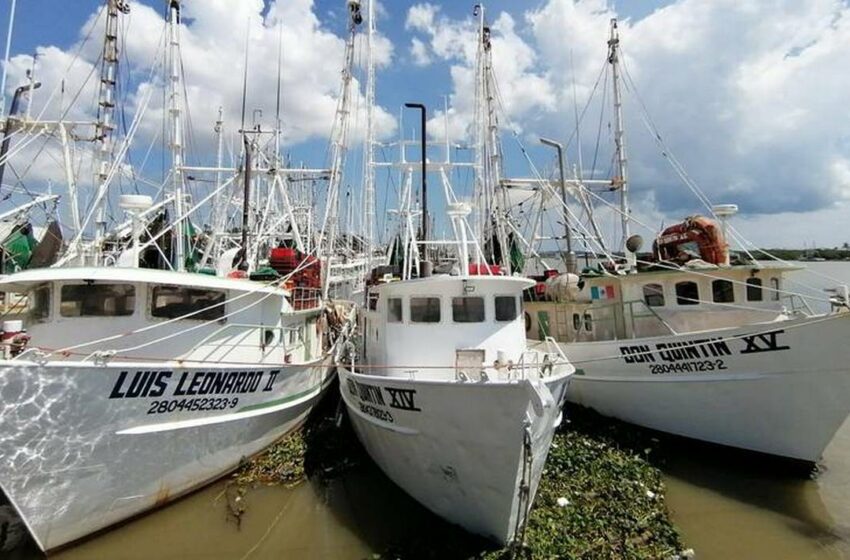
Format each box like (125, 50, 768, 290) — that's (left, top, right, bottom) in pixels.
(370, 274, 534, 295)
(0, 266, 288, 296)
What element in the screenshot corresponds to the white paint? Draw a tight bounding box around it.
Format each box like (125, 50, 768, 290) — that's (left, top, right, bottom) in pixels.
(340, 274, 573, 543)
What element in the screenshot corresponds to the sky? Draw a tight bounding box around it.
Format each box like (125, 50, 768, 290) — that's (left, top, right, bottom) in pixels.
(1, 0, 849, 250)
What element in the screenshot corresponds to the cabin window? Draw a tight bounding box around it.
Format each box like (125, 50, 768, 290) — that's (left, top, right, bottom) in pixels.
(387, 298, 403, 323)
(368, 292, 378, 311)
(452, 297, 485, 323)
(151, 285, 225, 321)
(60, 283, 135, 317)
(495, 296, 518, 321)
(410, 297, 441, 323)
(643, 284, 665, 307)
(712, 280, 734, 303)
(770, 277, 781, 301)
(583, 312, 593, 331)
(746, 278, 763, 302)
(572, 313, 581, 331)
(28, 285, 51, 322)
(675, 281, 700, 306)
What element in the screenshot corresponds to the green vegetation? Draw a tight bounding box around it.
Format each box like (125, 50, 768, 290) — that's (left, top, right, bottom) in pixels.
(233, 394, 688, 559)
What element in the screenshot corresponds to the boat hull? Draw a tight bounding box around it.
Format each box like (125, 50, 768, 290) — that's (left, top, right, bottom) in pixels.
(0, 358, 336, 552)
(337, 367, 571, 544)
(544, 313, 850, 461)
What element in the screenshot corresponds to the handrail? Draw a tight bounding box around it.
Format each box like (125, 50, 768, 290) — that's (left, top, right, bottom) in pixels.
(624, 299, 678, 337)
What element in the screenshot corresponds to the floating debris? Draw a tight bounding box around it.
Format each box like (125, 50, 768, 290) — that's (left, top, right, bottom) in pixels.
(232, 394, 686, 559)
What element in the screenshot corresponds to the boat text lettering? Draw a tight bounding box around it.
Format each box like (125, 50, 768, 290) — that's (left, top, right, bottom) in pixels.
(109, 369, 280, 399)
(620, 338, 731, 364)
(740, 330, 790, 354)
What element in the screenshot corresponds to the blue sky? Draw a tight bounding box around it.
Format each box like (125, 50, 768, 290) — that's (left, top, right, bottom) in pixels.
(1, 0, 849, 249)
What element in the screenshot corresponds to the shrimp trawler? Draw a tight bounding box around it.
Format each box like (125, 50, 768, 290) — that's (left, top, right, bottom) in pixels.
(338, 4, 573, 543)
(0, 0, 359, 551)
(521, 20, 850, 463)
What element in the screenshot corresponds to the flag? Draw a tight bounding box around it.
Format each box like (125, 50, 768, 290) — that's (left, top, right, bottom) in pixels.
(591, 285, 615, 300)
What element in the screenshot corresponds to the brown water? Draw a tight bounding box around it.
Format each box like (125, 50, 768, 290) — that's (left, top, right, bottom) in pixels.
(662, 262, 850, 560)
(10, 262, 850, 559)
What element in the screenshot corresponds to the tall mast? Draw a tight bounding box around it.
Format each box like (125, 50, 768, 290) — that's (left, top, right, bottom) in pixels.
(167, 0, 187, 272)
(474, 4, 510, 272)
(472, 5, 486, 256)
(319, 0, 361, 266)
(608, 18, 633, 269)
(362, 0, 376, 271)
(92, 0, 130, 262)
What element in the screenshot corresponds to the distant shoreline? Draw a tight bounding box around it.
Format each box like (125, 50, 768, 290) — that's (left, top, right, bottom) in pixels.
(532, 249, 850, 262)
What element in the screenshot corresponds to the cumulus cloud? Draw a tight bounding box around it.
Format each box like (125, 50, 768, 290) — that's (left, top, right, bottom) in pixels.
(405, 0, 850, 246)
(404, 3, 555, 144)
(1, 0, 397, 233)
(3, 0, 396, 171)
(409, 37, 431, 66)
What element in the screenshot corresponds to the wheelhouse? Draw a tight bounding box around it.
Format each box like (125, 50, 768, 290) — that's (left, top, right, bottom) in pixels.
(0, 267, 324, 364)
(525, 265, 796, 343)
(362, 275, 531, 380)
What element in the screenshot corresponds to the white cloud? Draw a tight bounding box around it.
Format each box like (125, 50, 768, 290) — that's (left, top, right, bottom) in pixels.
(527, 0, 850, 221)
(410, 37, 432, 66)
(3, 0, 396, 158)
(409, 0, 850, 246)
(404, 4, 555, 144)
(405, 3, 440, 33)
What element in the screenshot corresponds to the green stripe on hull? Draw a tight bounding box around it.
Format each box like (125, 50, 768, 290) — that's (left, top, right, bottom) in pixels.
(237, 386, 320, 413)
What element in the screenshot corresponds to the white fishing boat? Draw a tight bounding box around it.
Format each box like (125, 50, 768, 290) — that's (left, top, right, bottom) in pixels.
(0, 266, 351, 552)
(340, 270, 572, 544)
(338, 4, 572, 541)
(520, 20, 850, 462)
(0, 0, 362, 551)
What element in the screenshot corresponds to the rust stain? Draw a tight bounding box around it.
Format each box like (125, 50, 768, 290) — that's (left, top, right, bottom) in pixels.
(153, 484, 171, 507)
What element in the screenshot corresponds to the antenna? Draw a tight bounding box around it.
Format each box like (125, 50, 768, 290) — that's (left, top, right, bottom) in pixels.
(240, 13, 251, 132)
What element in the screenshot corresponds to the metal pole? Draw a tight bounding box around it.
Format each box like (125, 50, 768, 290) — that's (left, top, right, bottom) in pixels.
(0, 81, 39, 194)
(404, 102, 427, 250)
(239, 134, 252, 271)
(540, 137, 576, 273)
(0, 0, 16, 117)
(608, 18, 633, 270)
(168, 0, 186, 271)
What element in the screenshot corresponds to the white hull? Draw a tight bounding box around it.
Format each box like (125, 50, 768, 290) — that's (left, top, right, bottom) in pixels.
(338, 367, 570, 544)
(544, 313, 850, 461)
(0, 357, 336, 552)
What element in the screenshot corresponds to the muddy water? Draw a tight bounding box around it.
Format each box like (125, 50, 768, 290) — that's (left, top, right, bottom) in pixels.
(11, 262, 850, 559)
(663, 261, 850, 559)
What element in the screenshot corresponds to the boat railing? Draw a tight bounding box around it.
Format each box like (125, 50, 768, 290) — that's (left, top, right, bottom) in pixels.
(11, 321, 296, 364)
(781, 293, 815, 316)
(623, 299, 678, 338)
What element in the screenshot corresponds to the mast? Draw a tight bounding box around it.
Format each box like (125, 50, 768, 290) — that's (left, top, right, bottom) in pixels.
(362, 0, 376, 270)
(472, 5, 486, 254)
(319, 0, 361, 267)
(608, 18, 633, 269)
(474, 4, 510, 273)
(167, 0, 187, 271)
(315, 0, 362, 296)
(92, 0, 130, 263)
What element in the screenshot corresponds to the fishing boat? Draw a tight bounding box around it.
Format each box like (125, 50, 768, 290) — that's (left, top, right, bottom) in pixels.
(337, 4, 573, 543)
(521, 20, 850, 463)
(0, 0, 360, 551)
(0, 264, 352, 552)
